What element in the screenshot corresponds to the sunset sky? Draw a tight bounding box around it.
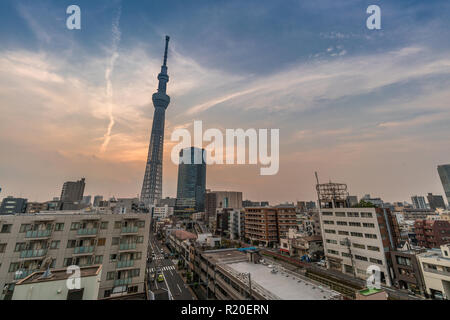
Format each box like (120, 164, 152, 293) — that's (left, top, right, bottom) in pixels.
(1, 0, 450, 204)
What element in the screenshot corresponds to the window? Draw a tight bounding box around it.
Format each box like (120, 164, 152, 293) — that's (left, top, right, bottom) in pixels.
(70, 222, 80, 230)
(351, 232, 363, 237)
(365, 233, 377, 239)
(327, 249, 339, 255)
(63, 258, 73, 267)
(112, 237, 120, 245)
(127, 286, 138, 294)
(97, 238, 106, 246)
(110, 254, 117, 262)
(342, 252, 352, 258)
(114, 221, 121, 229)
(137, 236, 144, 244)
(335, 212, 346, 217)
(67, 240, 76, 248)
(325, 229, 336, 234)
(347, 212, 360, 218)
(322, 212, 333, 216)
(95, 255, 103, 264)
(106, 272, 115, 280)
(134, 252, 142, 260)
(360, 212, 373, 218)
(337, 221, 347, 226)
(67, 288, 84, 300)
(19, 224, 32, 233)
(363, 223, 375, 228)
(323, 220, 334, 225)
(9, 262, 19, 273)
(0, 243, 6, 253)
(14, 242, 26, 252)
(50, 241, 60, 249)
(353, 243, 365, 249)
(367, 246, 380, 252)
(1, 224, 12, 233)
(100, 222, 108, 230)
(355, 255, 368, 261)
(137, 220, 145, 228)
(104, 290, 112, 298)
(326, 239, 337, 244)
(131, 269, 140, 277)
(349, 222, 361, 227)
(370, 258, 383, 265)
(55, 223, 64, 231)
(338, 230, 349, 235)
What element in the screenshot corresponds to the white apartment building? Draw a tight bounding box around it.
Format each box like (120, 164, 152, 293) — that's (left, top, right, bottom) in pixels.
(319, 207, 392, 286)
(228, 209, 244, 240)
(152, 205, 174, 221)
(0, 212, 150, 300)
(417, 245, 450, 299)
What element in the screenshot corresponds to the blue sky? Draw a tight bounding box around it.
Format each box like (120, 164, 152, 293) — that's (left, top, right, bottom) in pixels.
(1, 0, 450, 204)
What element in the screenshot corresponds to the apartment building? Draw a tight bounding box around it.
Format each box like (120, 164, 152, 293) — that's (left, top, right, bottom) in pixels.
(414, 219, 450, 248)
(0, 212, 150, 300)
(417, 245, 450, 299)
(244, 207, 297, 246)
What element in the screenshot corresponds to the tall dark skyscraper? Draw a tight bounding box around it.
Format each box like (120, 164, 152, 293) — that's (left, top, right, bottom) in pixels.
(176, 147, 206, 212)
(60, 178, 85, 203)
(437, 164, 450, 206)
(140, 36, 171, 206)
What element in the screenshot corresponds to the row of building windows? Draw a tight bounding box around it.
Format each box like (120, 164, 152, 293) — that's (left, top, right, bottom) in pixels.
(324, 229, 378, 239)
(0, 220, 145, 234)
(324, 220, 375, 228)
(322, 212, 373, 218)
(326, 249, 383, 265)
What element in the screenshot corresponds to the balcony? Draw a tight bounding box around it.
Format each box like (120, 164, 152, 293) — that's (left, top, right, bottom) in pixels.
(76, 228, 98, 237)
(19, 249, 47, 259)
(119, 243, 137, 251)
(14, 269, 37, 280)
(25, 230, 51, 239)
(114, 278, 132, 286)
(73, 246, 95, 255)
(121, 226, 138, 234)
(117, 260, 135, 269)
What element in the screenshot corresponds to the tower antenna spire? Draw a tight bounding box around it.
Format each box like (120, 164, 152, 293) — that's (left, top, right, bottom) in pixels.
(163, 35, 170, 67)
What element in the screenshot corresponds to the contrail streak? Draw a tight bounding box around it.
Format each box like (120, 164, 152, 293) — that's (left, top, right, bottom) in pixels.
(100, 7, 121, 153)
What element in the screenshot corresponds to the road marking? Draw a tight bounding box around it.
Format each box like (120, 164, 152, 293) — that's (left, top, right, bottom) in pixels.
(177, 284, 182, 292)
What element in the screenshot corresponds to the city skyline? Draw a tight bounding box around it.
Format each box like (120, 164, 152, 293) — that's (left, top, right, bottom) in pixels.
(1, 0, 450, 204)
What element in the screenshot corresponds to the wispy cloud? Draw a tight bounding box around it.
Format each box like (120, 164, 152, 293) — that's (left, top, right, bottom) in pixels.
(100, 6, 122, 153)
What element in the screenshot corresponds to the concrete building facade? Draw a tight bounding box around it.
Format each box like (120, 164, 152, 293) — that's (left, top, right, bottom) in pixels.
(0, 212, 150, 300)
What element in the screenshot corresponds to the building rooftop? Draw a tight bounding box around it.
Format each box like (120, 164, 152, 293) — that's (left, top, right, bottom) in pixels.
(227, 261, 340, 300)
(17, 265, 102, 285)
(171, 229, 197, 241)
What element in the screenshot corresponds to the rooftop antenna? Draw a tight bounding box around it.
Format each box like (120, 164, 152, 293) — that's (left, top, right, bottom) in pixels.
(163, 36, 170, 67)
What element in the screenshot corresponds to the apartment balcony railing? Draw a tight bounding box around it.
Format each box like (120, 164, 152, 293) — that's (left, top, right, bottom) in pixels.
(74, 246, 95, 254)
(77, 228, 98, 236)
(25, 230, 51, 239)
(114, 278, 132, 286)
(121, 226, 138, 234)
(119, 243, 137, 251)
(117, 260, 134, 269)
(14, 269, 37, 280)
(20, 249, 47, 259)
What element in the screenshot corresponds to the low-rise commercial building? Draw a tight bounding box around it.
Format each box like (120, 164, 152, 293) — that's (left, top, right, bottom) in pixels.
(12, 265, 102, 300)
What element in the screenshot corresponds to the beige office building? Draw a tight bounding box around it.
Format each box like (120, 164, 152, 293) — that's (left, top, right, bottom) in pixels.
(0, 211, 150, 300)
